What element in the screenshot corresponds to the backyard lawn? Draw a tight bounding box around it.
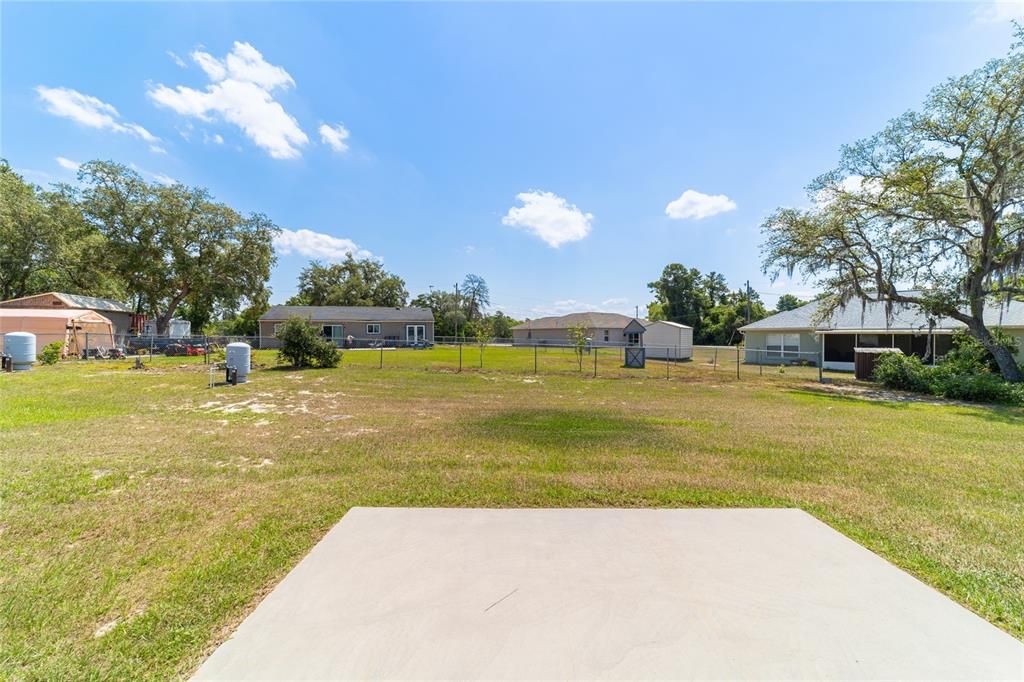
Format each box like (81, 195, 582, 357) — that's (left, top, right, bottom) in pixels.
(1, 348, 1022, 680)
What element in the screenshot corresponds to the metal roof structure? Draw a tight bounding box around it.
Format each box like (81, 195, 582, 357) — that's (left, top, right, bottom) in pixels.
(0, 292, 133, 313)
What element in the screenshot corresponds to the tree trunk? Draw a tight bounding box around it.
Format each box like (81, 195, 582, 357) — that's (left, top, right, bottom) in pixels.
(968, 321, 1024, 382)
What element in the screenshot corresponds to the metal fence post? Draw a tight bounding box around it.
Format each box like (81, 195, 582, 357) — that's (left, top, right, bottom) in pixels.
(818, 351, 823, 382)
(534, 344, 537, 375)
(759, 349, 763, 376)
(85, 332, 90, 360)
(458, 342, 462, 373)
(713, 347, 718, 371)
(666, 348, 670, 379)
(736, 345, 740, 379)
(593, 346, 598, 378)
(379, 344, 383, 369)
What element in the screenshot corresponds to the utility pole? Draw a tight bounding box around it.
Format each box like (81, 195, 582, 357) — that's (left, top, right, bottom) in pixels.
(635, 305, 639, 319)
(454, 283, 460, 342)
(745, 280, 752, 324)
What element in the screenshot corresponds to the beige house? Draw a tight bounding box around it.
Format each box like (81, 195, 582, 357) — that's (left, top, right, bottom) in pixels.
(0, 292, 135, 337)
(512, 312, 646, 347)
(258, 305, 434, 348)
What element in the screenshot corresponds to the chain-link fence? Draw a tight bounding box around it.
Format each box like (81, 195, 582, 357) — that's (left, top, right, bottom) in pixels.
(0, 333, 847, 384)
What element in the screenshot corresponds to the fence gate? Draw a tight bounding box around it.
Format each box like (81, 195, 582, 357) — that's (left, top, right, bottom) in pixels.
(624, 347, 646, 368)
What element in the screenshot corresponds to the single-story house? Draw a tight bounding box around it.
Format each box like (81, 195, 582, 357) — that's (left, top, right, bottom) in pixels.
(739, 297, 1024, 372)
(258, 305, 435, 348)
(0, 308, 115, 357)
(0, 292, 135, 337)
(512, 312, 647, 347)
(642, 320, 694, 360)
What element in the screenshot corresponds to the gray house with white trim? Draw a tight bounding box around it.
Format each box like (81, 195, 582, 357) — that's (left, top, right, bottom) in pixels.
(259, 305, 434, 348)
(739, 297, 1024, 372)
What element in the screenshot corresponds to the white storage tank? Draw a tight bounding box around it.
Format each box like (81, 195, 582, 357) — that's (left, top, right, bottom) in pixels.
(4, 332, 37, 371)
(225, 342, 251, 384)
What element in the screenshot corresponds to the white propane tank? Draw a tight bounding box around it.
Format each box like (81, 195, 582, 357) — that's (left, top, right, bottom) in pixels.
(225, 342, 251, 384)
(5, 332, 37, 371)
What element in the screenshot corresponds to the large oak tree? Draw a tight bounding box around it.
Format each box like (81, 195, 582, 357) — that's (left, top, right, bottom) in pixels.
(762, 29, 1024, 381)
(77, 161, 278, 334)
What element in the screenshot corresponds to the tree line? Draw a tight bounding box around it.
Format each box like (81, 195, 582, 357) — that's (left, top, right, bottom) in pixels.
(645, 264, 804, 346)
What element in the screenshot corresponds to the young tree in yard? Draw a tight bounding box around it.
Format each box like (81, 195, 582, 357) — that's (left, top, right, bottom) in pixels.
(76, 161, 277, 334)
(474, 315, 494, 367)
(762, 31, 1024, 381)
(275, 316, 340, 368)
(775, 294, 806, 312)
(287, 257, 408, 307)
(567, 322, 589, 371)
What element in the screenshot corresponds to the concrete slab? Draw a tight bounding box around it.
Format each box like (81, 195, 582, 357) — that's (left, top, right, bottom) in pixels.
(194, 508, 1024, 680)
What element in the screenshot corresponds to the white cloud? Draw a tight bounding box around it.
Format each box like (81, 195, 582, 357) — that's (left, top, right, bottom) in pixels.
(502, 190, 593, 248)
(973, 1, 1024, 23)
(665, 189, 737, 220)
(167, 51, 187, 68)
(151, 173, 177, 186)
(148, 41, 309, 159)
(55, 156, 80, 171)
(319, 123, 351, 153)
(464, 245, 476, 255)
(602, 297, 628, 307)
(273, 228, 373, 261)
(149, 144, 167, 154)
(36, 86, 159, 143)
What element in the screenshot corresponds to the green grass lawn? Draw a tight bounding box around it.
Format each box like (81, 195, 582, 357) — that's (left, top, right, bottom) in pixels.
(1, 348, 1022, 679)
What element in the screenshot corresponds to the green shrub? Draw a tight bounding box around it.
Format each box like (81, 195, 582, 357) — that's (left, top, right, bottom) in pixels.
(39, 341, 64, 365)
(874, 349, 1024, 405)
(873, 353, 932, 393)
(275, 316, 341, 369)
(945, 328, 1020, 374)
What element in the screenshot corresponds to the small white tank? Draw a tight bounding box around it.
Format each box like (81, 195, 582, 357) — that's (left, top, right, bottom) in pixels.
(4, 332, 37, 371)
(225, 342, 251, 384)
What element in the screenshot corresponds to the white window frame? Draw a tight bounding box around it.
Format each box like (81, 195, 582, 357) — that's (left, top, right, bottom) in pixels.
(766, 333, 800, 358)
(366, 323, 381, 335)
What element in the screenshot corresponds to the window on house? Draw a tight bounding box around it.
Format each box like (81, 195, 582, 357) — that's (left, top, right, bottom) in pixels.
(783, 333, 800, 356)
(766, 333, 800, 357)
(366, 323, 381, 335)
(603, 330, 609, 342)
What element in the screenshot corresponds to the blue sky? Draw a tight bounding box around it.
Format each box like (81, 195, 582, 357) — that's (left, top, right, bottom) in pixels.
(3, 2, 1022, 319)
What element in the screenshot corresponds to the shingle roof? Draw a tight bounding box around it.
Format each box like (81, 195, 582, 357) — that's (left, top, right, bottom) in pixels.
(739, 297, 1024, 333)
(512, 312, 639, 330)
(259, 305, 434, 322)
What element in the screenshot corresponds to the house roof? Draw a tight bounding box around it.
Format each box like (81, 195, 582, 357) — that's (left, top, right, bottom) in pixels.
(512, 312, 640, 331)
(0, 292, 133, 313)
(259, 305, 434, 322)
(739, 296, 1024, 333)
(643, 320, 693, 330)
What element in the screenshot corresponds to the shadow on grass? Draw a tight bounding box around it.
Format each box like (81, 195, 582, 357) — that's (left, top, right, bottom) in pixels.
(784, 387, 1024, 425)
(468, 408, 659, 448)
